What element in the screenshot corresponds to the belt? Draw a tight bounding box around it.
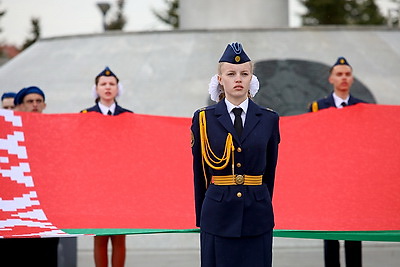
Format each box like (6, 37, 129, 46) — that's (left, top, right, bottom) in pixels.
(211, 175, 263, 186)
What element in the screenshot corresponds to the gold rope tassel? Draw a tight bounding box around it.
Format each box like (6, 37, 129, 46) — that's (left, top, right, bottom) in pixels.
(199, 111, 235, 188)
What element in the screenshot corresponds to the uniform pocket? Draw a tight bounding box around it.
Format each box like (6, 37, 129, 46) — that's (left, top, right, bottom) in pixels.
(254, 189, 266, 201)
(254, 186, 271, 202)
(205, 186, 224, 202)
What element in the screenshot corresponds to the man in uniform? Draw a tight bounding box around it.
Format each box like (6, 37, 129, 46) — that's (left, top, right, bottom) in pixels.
(309, 57, 365, 267)
(2, 86, 59, 266)
(1, 92, 16, 109)
(309, 57, 365, 112)
(16, 86, 47, 113)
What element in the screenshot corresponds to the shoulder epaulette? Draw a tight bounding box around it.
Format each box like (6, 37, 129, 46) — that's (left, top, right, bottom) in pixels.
(197, 105, 215, 113)
(261, 107, 277, 114)
(311, 101, 319, 112)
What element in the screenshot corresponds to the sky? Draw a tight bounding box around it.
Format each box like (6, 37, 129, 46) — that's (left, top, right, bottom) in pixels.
(0, 0, 398, 47)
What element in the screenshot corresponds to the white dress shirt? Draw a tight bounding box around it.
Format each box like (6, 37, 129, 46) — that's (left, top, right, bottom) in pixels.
(98, 102, 116, 115)
(333, 92, 350, 108)
(225, 98, 249, 127)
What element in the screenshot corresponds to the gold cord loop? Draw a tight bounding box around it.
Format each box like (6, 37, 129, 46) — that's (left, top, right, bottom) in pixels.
(199, 111, 235, 187)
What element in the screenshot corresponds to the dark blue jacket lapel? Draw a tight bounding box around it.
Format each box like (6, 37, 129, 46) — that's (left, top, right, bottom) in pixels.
(215, 100, 240, 142)
(241, 100, 261, 142)
(214, 99, 262, 143)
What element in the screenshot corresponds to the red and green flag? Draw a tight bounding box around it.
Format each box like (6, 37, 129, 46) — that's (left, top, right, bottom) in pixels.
(1, 104, 400, 241)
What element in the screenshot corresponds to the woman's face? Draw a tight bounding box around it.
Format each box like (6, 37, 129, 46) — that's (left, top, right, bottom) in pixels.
(96, 76, 118, 102)
(218, 62, 252, 104)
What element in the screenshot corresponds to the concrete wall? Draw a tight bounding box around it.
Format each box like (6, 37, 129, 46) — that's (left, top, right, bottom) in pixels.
(180, 0, 289, 29)
(0, 27, 399, 117)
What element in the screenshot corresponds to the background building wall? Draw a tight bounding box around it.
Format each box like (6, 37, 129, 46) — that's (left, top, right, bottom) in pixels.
(0, 28, 398, 117)
(180, 0, 289, 29)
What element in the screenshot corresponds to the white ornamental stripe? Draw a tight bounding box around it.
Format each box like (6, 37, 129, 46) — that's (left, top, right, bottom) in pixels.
(0, 131, 27, 159)
(1, 111, 65, 238)
(1, 162, 34, 187)
(13, 209, 48, 221)
(0, 109, 22, 126)
(0, 191, 40, 212)
(13, 229, 70, 238)
(0, 219, 58, 229)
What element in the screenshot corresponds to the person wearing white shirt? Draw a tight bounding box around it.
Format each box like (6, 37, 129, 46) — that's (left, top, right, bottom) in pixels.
(80, 66, 132, 267)
(309, 57, 366, 113)
(308, 57, 366, 267)
(191, 42, 280, 267)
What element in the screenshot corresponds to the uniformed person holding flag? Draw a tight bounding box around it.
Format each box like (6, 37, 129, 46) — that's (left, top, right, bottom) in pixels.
(191, 42, 280, 267)
(309, 57, 365, 267)
(81, 66, 132, 267)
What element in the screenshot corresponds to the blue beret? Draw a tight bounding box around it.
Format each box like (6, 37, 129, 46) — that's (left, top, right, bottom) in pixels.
(333, 57, 351, 68)
(219, 42, 251, 64)
(14, 86, 45, 105)
(14, 88, 27, 105)
(1, 92, 17, 101)
(96, 66, 119, 82)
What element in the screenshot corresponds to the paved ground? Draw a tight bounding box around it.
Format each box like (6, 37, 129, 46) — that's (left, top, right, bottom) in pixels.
(75, 234, 400, 267)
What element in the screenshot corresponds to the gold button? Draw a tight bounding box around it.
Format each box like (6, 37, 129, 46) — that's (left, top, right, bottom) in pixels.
(236, 163, 241, 168)
(237, 147, 242, 152)
(237, 192, 242, 198)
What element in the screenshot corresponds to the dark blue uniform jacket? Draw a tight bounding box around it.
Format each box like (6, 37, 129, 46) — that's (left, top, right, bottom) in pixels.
(309, 93, 366, 112)
(191, 99, 280, 238)
(80, 103, 133, 115)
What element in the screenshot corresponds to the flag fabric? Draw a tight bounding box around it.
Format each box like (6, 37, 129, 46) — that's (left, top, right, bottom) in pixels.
(273, 104, 400, 241)
(1, 104, 400, 241)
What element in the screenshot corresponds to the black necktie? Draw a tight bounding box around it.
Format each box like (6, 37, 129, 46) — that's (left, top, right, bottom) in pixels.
(232, 107, 243, 137)
(341, 102, 347, 107)
(107, 110, 112, 115)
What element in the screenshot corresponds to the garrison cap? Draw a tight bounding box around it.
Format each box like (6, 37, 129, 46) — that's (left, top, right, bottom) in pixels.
(330, 57, 352, 72)
(1, 92, 17, 101)
(219, 42, 251, 64)
(333, 57, 350, 67)
(95, 66, 119, 83)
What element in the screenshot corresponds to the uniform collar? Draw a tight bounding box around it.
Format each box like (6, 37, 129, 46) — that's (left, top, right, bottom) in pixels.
(332, 92, 350, 108)
(224, 98, 249, 114)
(98, 102, 116, 115)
